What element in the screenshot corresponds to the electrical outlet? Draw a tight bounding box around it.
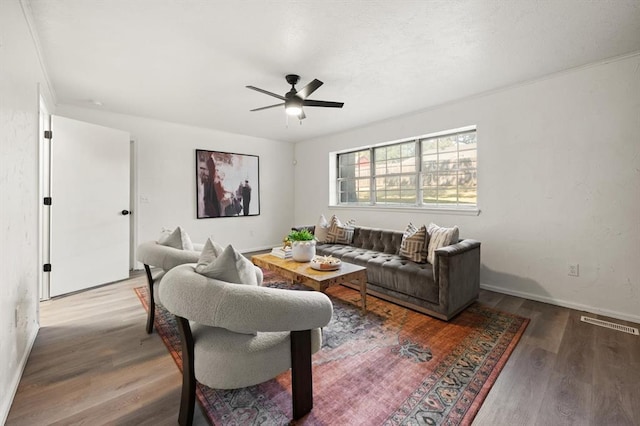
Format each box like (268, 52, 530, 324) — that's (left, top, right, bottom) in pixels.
(568, 263, 579, 277)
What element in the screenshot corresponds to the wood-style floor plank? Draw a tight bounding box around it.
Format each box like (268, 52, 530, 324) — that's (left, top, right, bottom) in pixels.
(6, 276, 640, 425)
(473, 289, 640, 426)
(7, 274, 209, 426)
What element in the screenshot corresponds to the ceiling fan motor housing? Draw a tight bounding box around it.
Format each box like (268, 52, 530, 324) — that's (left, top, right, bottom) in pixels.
(285, 74, 300, 86)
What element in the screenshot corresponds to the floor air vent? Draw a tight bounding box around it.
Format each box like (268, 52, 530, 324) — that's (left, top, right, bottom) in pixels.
(580, 316, 639, 335)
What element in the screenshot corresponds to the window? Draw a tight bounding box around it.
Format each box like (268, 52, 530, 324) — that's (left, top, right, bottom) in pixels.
(335, 128, 477, 210)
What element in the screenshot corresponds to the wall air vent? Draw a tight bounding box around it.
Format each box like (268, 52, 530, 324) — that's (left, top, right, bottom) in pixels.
(580, 316, 638, 335)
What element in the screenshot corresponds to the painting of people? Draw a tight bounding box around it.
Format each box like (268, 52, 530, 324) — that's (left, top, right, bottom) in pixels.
(196, 150, 260, 218)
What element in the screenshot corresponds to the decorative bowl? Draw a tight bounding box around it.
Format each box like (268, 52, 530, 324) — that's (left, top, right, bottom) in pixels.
(310, 255, 341, 271)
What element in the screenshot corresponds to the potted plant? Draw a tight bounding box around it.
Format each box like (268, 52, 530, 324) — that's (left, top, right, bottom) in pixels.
(285, 229, 316, 262)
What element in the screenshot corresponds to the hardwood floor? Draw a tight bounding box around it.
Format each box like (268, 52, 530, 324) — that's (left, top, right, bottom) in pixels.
(7, 274, 640, 425)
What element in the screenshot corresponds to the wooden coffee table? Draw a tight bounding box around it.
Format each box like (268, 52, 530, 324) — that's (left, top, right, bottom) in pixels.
(252, 253, 368, 313)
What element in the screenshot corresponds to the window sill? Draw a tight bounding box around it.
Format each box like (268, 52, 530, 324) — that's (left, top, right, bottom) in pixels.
(328, 204, 481, 216)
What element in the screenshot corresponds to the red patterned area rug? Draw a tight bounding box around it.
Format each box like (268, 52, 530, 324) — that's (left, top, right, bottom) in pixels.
(135, 270, 528, 425)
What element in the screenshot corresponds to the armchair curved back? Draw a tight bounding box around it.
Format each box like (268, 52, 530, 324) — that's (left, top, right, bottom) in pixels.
(137, 241, 201, 271)
(161, 264, 331, 334)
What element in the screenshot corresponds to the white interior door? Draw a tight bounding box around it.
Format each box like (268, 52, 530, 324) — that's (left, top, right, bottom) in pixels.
(50, 115, 130, 297)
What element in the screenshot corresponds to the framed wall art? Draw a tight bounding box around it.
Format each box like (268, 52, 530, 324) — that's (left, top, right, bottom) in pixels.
(196, 149, 260, 218)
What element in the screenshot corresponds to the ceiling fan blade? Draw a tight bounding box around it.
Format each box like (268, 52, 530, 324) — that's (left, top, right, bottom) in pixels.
(296, 79, 323, 100)
(246, 85, 286, 101)
(302, 99, 344, 108)
(250, 103, 284, 112)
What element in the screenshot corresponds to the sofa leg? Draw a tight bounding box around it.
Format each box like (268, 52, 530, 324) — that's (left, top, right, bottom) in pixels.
(290, 329, 313, 420)
(176, 316, 196, 426)
(144, 264, 155, 334)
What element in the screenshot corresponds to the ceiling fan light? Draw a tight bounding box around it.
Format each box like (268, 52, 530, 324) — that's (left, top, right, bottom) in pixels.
(285, 105, 302, 116)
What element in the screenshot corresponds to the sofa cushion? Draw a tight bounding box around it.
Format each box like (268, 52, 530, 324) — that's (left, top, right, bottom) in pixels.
(316, 243, 438, 305)
(352, 227, 403, 254)
(399, 223, 428, 263)
(427, 223, 459, 265)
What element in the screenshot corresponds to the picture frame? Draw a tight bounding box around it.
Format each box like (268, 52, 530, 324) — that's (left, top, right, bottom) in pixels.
(196, 149, 260, 218)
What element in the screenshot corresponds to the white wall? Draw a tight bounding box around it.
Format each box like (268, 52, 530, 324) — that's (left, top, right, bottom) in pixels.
(294, 54, 640, 323)
(0, 0, 55, 422)
(56, 105, 295, 255)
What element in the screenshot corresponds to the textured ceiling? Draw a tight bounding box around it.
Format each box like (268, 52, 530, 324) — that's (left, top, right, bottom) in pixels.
(26, 0, 640, 143)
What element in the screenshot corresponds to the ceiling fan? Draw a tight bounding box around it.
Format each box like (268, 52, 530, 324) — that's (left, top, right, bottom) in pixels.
(246, 74, 344, 120)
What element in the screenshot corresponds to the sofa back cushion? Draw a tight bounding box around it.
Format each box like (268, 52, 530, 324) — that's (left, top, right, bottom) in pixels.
(352, 227, 404, 255)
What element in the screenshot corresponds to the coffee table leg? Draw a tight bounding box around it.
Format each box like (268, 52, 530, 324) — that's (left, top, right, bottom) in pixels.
(358, 271, 367, 314)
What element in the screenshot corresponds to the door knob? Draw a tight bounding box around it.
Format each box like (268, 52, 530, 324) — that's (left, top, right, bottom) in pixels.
(121, 210, 131, 215)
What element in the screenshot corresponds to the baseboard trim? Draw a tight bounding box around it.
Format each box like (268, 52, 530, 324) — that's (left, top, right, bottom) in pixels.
(1, 324, 39, 424)
(480, 283, 640, 324)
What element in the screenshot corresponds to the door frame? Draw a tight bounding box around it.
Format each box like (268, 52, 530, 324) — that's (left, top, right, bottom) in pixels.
(38, 92, 51, 301)
(129, 138, 138, 270)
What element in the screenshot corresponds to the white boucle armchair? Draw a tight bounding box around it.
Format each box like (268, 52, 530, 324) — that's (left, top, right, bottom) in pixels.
(136, 241, 204, 333)
(160, 264, 334, 426)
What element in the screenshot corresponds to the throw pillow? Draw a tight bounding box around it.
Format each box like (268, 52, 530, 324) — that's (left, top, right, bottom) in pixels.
(325, 215, 356, 244)
(399, 223, 428, 263)
(195, 244, 258, 286)
(195, 238, 225, 270)
(314, 214, 330, 243)
(426, 223, 460, 264)
(158, 226, 194, 251)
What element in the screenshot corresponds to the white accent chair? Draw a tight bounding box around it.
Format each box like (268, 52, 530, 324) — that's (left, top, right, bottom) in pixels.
(160, 264, 333, 425)
(136, 241, 204, 333)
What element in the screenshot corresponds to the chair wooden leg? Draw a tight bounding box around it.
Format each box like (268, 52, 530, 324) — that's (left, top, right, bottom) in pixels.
(290, 329, 313, 420)
(176, 316, 196, 426)
(144, 264, 155, 334)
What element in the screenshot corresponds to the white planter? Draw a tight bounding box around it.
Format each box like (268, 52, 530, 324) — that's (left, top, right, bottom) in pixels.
(291, 240, 316, 262)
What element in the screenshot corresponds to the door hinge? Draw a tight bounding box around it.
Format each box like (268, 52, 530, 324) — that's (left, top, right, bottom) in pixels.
(44, 130, 52, 139)
(44, 197, 52, 205)
(43, 264, 52, 272)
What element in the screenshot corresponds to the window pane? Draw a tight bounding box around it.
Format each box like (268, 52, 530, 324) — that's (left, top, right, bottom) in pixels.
(423, 172, 437, 186)
(387, 159, 401, 174)
(401, 156, 416, 173)
(423, 188, 438, 204)
(438, 136, 457, 153)
(422, 138, 437, 155)
(422, 156, 438, 173)
(401, 143, 415, 158)
(339, 152, 353, 167)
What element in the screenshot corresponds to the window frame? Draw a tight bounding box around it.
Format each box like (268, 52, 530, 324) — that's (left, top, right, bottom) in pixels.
(333, 126, 479, 215)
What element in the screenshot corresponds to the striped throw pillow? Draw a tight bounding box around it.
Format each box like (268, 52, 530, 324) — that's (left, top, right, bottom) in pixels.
(399, 223, 428, 263)
(426, 223, 459, 264)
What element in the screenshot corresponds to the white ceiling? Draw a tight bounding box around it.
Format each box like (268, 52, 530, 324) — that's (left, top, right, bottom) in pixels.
(27, 0, 640, 143)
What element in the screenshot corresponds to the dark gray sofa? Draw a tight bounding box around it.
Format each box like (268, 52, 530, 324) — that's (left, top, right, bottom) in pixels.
(314, 226, 481, 321)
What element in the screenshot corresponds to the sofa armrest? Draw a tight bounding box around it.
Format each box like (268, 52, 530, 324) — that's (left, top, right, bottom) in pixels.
(434, 239, 481, 319)
(435, 239, 481, 257)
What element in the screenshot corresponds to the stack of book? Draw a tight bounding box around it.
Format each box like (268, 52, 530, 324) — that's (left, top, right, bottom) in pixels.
(270, 246, 292, 259)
